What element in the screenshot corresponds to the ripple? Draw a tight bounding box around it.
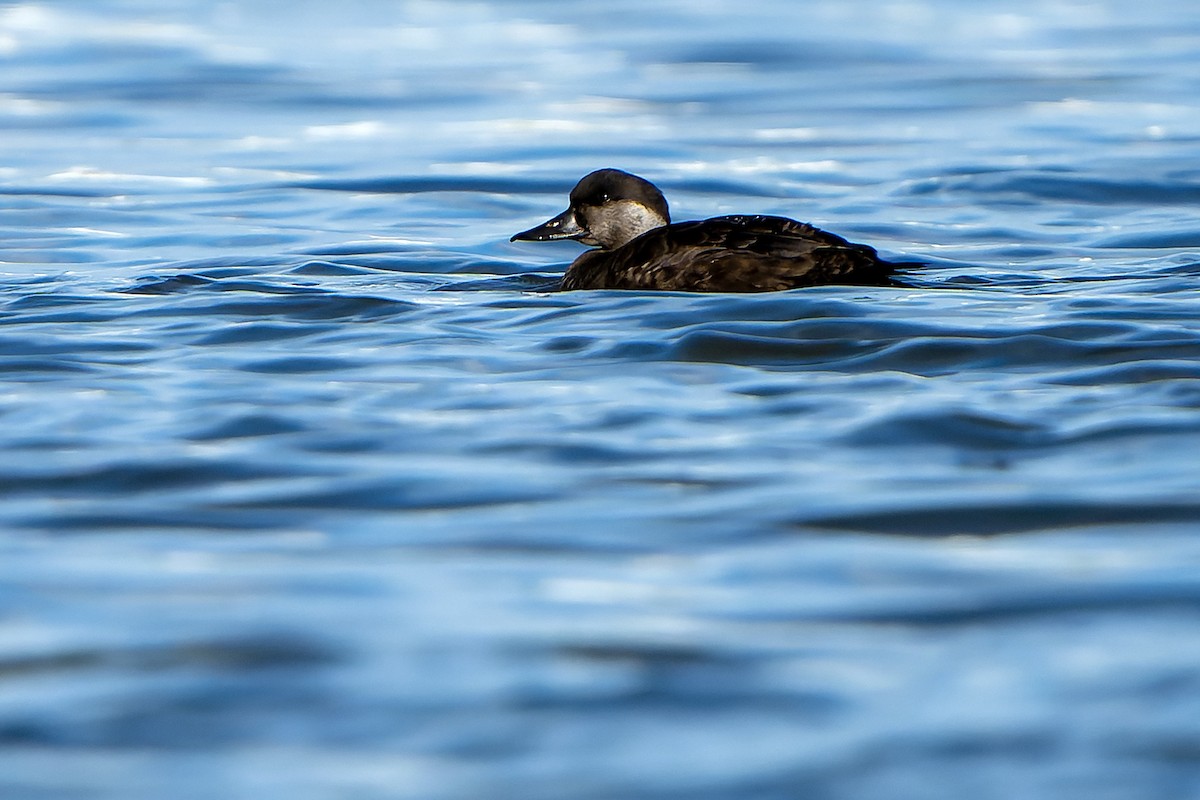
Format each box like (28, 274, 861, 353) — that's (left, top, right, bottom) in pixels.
(903, 170, 1200, 206)
(192, 321, 338, 346)
(211, 474, 560, 513)
(436, 274, 563, 291)
(187, 413, 308, 441)
(121, 281, 419, 321)
(286, 261, 378, 276)
(240, 355, 366, 374)
(0, 458, 311, 496)
(1049, 360, 1200, 386)
(0, 357, 97, 375)
(844, 410, 1049, 450)
(804, 500, 1200, 537)
(1092, 229, 1200, 248)
(666, 328, 879, 366)
(817, 579, 1200, 624)
(288, 175, 568, 195)
(0, 635, 337, 682)
(121, 273, 322, 295)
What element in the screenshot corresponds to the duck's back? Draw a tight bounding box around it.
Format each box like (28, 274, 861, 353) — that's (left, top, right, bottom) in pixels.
(562, 215, 893, 292)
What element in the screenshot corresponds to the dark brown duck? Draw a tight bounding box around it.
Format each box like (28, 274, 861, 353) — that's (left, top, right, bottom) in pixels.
(511, 168, 906, 292)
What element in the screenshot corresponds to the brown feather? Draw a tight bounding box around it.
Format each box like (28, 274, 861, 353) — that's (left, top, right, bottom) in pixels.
(561, 215, 895, 292)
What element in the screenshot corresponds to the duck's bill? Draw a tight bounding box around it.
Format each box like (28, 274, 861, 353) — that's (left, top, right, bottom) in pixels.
(510, 209, 584, 242)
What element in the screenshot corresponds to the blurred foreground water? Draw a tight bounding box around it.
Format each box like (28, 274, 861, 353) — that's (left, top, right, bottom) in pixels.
(2, 1, 1200, 798)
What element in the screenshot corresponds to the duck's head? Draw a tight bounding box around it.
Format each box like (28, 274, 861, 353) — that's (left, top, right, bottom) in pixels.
(511, 168, 670, 250)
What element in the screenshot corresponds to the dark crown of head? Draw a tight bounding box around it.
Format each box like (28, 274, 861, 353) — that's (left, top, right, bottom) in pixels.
(569, 169, 669, 220)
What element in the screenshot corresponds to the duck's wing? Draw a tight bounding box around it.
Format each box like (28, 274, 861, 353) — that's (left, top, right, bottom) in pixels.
(688, 215, 868, 253)
(566, 215, 894, 291)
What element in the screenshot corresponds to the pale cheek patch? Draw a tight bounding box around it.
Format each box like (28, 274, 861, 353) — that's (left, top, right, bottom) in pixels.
(586, 200, 669, 249)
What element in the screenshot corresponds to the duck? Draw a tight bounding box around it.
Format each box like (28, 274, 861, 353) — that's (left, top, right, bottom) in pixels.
(510, 168, 906, 292)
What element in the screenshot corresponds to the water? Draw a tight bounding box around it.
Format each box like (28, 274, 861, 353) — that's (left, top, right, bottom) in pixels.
(3, 1, 1200, 797)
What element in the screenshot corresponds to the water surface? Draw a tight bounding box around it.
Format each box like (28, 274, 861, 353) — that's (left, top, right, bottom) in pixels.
(2, 1, 1200, 798)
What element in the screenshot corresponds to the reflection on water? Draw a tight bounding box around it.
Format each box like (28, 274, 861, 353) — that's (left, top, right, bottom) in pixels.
(2, 1, 1200, 798)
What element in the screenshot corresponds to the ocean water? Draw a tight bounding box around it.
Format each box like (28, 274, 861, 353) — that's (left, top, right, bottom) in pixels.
(2, 1, 1200, 797)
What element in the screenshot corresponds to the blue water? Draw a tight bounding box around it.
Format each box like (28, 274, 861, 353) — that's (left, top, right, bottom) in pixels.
(3, 1, 1200, 797)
